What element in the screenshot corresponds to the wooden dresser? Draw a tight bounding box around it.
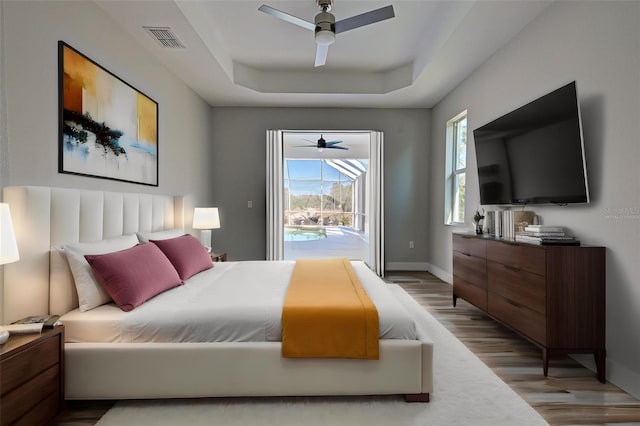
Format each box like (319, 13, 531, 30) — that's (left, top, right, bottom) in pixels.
(452, 233, 606, 382)
(0, 326, 65, 425)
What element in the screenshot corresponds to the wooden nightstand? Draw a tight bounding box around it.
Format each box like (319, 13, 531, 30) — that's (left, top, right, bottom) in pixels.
(211, 252, 227, 262)
(0, 326, 65, 426)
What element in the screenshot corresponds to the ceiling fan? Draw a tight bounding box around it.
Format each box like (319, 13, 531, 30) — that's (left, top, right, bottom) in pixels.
(258, 0, 395, 67)
(298, 135, 348, 150)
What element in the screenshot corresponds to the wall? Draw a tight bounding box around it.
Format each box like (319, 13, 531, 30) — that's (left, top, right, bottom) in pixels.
(428, 1, 640, 397)
(210, 107, 430, 269)
(1, 0, 214, 208)
(0, 1, 214, 318)
(0, 1, 7, 188)
(0, 1, 7, 320)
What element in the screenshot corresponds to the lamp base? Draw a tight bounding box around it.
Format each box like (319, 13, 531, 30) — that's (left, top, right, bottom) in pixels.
(0, 327, 9, 345)
(199, 229, 212, 253)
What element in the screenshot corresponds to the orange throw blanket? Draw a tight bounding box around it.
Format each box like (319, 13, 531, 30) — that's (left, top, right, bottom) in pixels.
(282, 258, 379, 359)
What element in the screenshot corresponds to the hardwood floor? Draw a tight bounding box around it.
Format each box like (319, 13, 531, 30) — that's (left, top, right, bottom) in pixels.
(53, 271, 640, 425)
(387, 271, 640, 426)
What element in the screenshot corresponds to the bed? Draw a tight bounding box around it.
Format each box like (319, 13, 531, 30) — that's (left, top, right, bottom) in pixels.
(2, 186, 434, 401)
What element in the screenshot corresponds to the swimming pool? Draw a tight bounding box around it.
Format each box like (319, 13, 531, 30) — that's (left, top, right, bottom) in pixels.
(284, 227, 327, 242)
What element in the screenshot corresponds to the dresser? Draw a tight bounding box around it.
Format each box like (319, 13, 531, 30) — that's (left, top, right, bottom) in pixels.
(0, 326, 65, 425)
(452, 233, 606, 382)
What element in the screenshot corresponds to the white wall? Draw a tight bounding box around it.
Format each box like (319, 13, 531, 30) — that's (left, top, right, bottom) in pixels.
(0, 1, 214, 318)
(428, 1, 640, 397)
(210, 107, 431, 267)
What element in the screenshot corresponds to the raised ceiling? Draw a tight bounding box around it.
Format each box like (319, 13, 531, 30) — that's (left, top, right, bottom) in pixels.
(95, 0, 551, 108)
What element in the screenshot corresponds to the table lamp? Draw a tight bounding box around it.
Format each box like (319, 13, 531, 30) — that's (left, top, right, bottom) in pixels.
(192, 207, 220, 253)
(0, 203, 20, 344)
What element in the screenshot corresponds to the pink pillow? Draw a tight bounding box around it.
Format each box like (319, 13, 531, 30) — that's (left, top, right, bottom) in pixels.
(151, 234, 213, 280)
(85, 243, 182, 312)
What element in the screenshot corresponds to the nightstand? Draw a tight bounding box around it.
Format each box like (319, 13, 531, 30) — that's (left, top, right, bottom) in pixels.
(0, 326, 65, 426)
(211, 252, 227, 262)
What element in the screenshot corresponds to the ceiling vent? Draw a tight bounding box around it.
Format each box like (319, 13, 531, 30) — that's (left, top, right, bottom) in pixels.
(143, 27, 186, 49)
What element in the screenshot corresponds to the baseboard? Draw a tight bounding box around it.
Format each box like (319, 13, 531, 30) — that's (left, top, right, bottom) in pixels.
(426, 263, 452, 284)
(385, 262, 430, 272)
(385, 262, 453, 284)
(572, 354, 640, 399)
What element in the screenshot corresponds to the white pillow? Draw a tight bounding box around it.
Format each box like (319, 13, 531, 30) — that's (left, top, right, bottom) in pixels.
(65, 234, 139, 312)
(50, 246, 79, 314)
(136, 228, 184, 244)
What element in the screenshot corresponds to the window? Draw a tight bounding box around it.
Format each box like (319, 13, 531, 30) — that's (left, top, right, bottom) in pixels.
(444, 111, 467, 225)
(283, 159, 361, 227)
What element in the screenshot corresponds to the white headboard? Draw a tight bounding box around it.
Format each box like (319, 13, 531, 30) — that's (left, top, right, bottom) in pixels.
(2, 186, 184, 323)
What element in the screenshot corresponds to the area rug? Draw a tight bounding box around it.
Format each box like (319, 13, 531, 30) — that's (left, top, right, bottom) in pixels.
(96, 286, 548, 426)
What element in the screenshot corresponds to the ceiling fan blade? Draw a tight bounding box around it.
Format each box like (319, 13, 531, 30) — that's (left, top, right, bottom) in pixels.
(315, 44, 330, 67)
(258, 5, 316, 31)
(334, 5, 395, 34)
(328, 145, 349, 150)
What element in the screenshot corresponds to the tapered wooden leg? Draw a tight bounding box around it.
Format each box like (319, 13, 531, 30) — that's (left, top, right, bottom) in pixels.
(595, 349, 606, 383)
(453, 294, 457, 307)
(404, 393, 430, 403)
(542, 348, 549, 377)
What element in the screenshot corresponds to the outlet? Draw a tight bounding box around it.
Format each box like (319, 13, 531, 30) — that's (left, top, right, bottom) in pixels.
(247, 200, 253, 208)
(409, 240, 414, 249)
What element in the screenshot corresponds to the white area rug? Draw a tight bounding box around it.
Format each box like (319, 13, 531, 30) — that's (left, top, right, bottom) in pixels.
(97, 286, 547, 426)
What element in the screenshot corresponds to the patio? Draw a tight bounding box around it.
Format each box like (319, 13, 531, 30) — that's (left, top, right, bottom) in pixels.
(283, 226, 368, 262)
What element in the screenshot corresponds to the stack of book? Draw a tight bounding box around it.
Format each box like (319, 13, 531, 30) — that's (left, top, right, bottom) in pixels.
(494, 210, 536, 240)
(515, 225, 580, 245)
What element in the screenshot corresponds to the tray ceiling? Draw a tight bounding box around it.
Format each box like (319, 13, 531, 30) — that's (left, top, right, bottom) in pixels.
(95, 0, 551, 108)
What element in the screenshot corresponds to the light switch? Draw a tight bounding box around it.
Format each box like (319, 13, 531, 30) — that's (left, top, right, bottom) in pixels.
(247, 200, 253, 208)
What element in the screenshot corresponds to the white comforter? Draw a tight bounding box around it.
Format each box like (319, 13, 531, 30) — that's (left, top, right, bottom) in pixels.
(60, 261, 416, 343)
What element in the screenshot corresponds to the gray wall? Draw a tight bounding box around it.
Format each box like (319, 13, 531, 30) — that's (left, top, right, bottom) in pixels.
(428, 1, 640, 397)
(210, 107, 431, 269)
(1, 0, 214, 208)
(0, 1, 214, 318)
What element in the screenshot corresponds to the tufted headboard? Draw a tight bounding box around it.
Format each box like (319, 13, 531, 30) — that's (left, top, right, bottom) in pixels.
(2, 186, 183, 323)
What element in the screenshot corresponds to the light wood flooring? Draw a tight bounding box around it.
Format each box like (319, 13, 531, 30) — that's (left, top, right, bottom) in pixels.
(53, 271, 640, 425)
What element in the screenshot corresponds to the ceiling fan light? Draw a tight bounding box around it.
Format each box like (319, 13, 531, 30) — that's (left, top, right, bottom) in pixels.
(315, 30, 335, 46)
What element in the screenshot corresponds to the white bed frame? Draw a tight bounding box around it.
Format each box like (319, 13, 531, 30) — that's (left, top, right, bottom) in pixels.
(2, 186, 433, 401)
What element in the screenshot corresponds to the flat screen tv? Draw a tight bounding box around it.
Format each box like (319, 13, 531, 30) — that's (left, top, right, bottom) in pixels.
(473, 81, 589, 205)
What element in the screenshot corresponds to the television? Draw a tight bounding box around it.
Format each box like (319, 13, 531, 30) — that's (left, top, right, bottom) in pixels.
(473, 81, 589, 205)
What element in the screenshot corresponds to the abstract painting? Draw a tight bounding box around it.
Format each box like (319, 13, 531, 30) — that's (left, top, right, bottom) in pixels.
(58, 41, 158, 186)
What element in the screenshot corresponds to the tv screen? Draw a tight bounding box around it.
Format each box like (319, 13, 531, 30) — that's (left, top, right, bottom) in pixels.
(473, 81, 589, 205)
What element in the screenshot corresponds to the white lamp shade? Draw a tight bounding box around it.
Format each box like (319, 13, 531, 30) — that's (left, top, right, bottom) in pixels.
(0, 203, 19, 265)
(315, 30, 335, 46)
(192, 207, 221, 230)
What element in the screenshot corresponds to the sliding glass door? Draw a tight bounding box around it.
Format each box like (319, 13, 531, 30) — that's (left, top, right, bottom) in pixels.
(267, 130, 384, 275)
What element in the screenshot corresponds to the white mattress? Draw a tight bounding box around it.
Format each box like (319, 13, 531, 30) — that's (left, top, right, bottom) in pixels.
(60, 261, 417, 344)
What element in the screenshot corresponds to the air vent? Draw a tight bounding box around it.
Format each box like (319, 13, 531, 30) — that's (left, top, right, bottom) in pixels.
(143, 27, 186, 49)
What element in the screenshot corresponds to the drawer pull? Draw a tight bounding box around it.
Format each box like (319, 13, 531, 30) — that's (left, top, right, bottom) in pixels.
(503, 264, 521, 272)
(505, 297, 524, 309)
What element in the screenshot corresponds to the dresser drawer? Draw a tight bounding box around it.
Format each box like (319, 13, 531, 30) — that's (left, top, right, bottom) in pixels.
(0, 327, 64, 426)
(454, 276, 487, 310)
(488, 261, 546, 315)
(489, 293, 546, 345)
(453, 234, 486, 258)
(453, 250, 487, 288)
(487, 240, 546, 275)
(1, 336, 60, 394)
(1, 365, 60, 426)
(13, 391, 60, 426)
